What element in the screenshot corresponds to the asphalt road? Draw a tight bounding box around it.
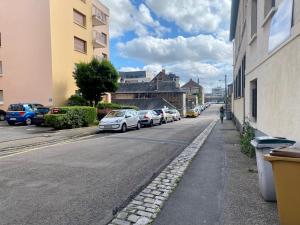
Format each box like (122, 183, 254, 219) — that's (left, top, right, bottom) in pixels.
(0, 121, 53, 143)
(0, 106, 218, 225)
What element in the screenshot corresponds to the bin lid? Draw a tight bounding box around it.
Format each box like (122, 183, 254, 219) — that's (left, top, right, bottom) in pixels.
(270, 147, 300, 158)
(251, 136, 296, 149)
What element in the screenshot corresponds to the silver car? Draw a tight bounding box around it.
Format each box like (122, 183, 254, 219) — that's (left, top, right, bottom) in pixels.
(138, 110, 162, 126)
(167, 109, 181, 121)
(98, 109, 141, 132)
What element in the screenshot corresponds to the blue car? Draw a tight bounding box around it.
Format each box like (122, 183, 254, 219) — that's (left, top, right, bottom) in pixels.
(6, 103, 43, 125)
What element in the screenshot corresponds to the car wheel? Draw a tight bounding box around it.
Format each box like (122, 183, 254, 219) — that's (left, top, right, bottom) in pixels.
(25, 118, 32, 126)
(8, 121, 15, 126)
(178, 117, 181, 120)
(136, 122, 141, 130)
(159, 120, 162, 125)
(121, 123, 127, 133)
(0, 114, 5, 121)
(150, 120, 154, 127)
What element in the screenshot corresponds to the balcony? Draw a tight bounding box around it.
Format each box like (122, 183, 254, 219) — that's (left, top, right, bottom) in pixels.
(92, 6, 107, 26)
(93, 31, 107, 48)
(94, 55, 103, 61)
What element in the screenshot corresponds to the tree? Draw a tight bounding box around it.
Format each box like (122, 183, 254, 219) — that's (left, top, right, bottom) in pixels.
(74, 58, 119, 106)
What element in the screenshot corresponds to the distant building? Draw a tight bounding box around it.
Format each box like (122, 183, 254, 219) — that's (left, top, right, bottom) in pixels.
(181, 79, 204, 109)
(119, 71, 154, 83)
(212, 87, 225, 98)
(112, 70, 187, 116)
(205, 87, 225, 103)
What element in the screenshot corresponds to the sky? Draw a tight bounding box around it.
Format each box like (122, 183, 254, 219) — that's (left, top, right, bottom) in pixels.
(101, 0, 233, 92)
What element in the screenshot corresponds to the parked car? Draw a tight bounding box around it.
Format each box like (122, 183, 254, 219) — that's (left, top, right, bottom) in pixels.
(0, 109, 6, 121)
(138, 110, 162, 127)
(98, 109, 141, 132)
(186, 109, 199, 118)
(153, 109, 174, 123)
(32, 106, 51, 126)
(6, 103, 43, 125)
(167, 109, 181, 121)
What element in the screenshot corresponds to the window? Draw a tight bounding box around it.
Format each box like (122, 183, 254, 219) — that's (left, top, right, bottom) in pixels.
(265, 0, 276, 17)
(74, 37, 87, 53)
(241, 56, 246, 97)
(73, 9, 86, 27)
(101, 33, 107, 44)
(251, 0, 258, 37)
(102, 53, 107, 59)
(0, 90, 3, 103)
(0, 61, 2, 74)
(250, 80, 257, 120)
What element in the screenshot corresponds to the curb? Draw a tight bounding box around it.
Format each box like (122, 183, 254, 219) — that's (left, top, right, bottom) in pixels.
(108, 119, 218, 225)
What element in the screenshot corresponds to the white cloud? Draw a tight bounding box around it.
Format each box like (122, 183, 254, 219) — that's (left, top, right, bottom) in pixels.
(117, 35, 232, 64)
(145, 0, 231, 33)
(100, 0, 169, 38)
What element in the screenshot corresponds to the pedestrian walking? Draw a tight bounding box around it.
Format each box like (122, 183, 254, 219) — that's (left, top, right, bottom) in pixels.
(220, 106, 225, 123)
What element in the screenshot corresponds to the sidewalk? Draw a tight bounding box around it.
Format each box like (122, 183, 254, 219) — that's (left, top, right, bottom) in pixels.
(153, 120, 279, 225)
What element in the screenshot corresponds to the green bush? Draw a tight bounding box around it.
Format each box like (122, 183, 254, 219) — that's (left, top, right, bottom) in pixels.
(240, 122, 256, 158)
(45, 106, 96, 130)
(67, 95, 88, 106)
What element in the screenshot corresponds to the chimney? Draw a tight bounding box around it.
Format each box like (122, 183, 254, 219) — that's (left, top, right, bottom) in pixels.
(162, 69, 166, 74)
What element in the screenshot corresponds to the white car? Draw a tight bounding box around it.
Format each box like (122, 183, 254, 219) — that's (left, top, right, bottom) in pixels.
(98, 109, 141, 132)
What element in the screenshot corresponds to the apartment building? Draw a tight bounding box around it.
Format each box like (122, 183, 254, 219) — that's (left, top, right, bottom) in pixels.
(230, 0, 300, 141)
(0, 0, 109, 110)
(119, 71, 154, 83)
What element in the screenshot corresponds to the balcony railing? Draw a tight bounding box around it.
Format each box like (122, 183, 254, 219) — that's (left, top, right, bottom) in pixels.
(92, 6, 107, 26)
(93, 31, 107, 48)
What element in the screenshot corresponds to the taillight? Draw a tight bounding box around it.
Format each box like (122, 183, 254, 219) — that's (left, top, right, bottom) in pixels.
(19, 111, 25, 116)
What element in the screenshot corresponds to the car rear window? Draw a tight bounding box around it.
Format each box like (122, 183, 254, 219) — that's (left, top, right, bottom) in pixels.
(8, 104, 24, 111)
(138, 110, 148, 115)
(106, 111, 125, 118)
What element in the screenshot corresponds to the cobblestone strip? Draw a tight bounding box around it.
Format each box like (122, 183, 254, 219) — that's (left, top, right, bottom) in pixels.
(108, 119, 218, 225)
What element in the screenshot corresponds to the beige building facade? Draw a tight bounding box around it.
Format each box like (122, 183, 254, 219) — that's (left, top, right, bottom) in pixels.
(230, 0, 300, 142)
(0, 0, 109, 110)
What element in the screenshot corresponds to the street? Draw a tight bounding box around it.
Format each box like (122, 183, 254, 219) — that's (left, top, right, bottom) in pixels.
(0, 121, 53, 143)
(0, 105, 218, 225)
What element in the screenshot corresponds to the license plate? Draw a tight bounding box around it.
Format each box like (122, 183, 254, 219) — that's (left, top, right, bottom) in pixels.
(10, 118, 16, 121)
(37, 115, 44, 118)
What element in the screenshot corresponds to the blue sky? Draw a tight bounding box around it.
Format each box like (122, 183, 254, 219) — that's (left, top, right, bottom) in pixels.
(101, 0, 233, 92)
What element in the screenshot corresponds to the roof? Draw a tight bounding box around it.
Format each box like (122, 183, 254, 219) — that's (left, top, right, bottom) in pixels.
(119, 71, 147, 79)
(181, 79, 202, 89)
(229, 0, 240, 41)
(112, 98, 177, 110)
(116, 81, 185, 93)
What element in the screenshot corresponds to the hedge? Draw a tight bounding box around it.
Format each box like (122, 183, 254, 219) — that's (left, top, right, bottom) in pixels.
(45, 106, 96, 130)
(67, 95, 88, 106)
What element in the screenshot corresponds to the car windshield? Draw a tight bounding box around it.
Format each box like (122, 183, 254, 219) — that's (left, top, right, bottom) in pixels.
(154, 110, 162, 114)
(8, 104, 24, 111)
(106, 111, 125, 118)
